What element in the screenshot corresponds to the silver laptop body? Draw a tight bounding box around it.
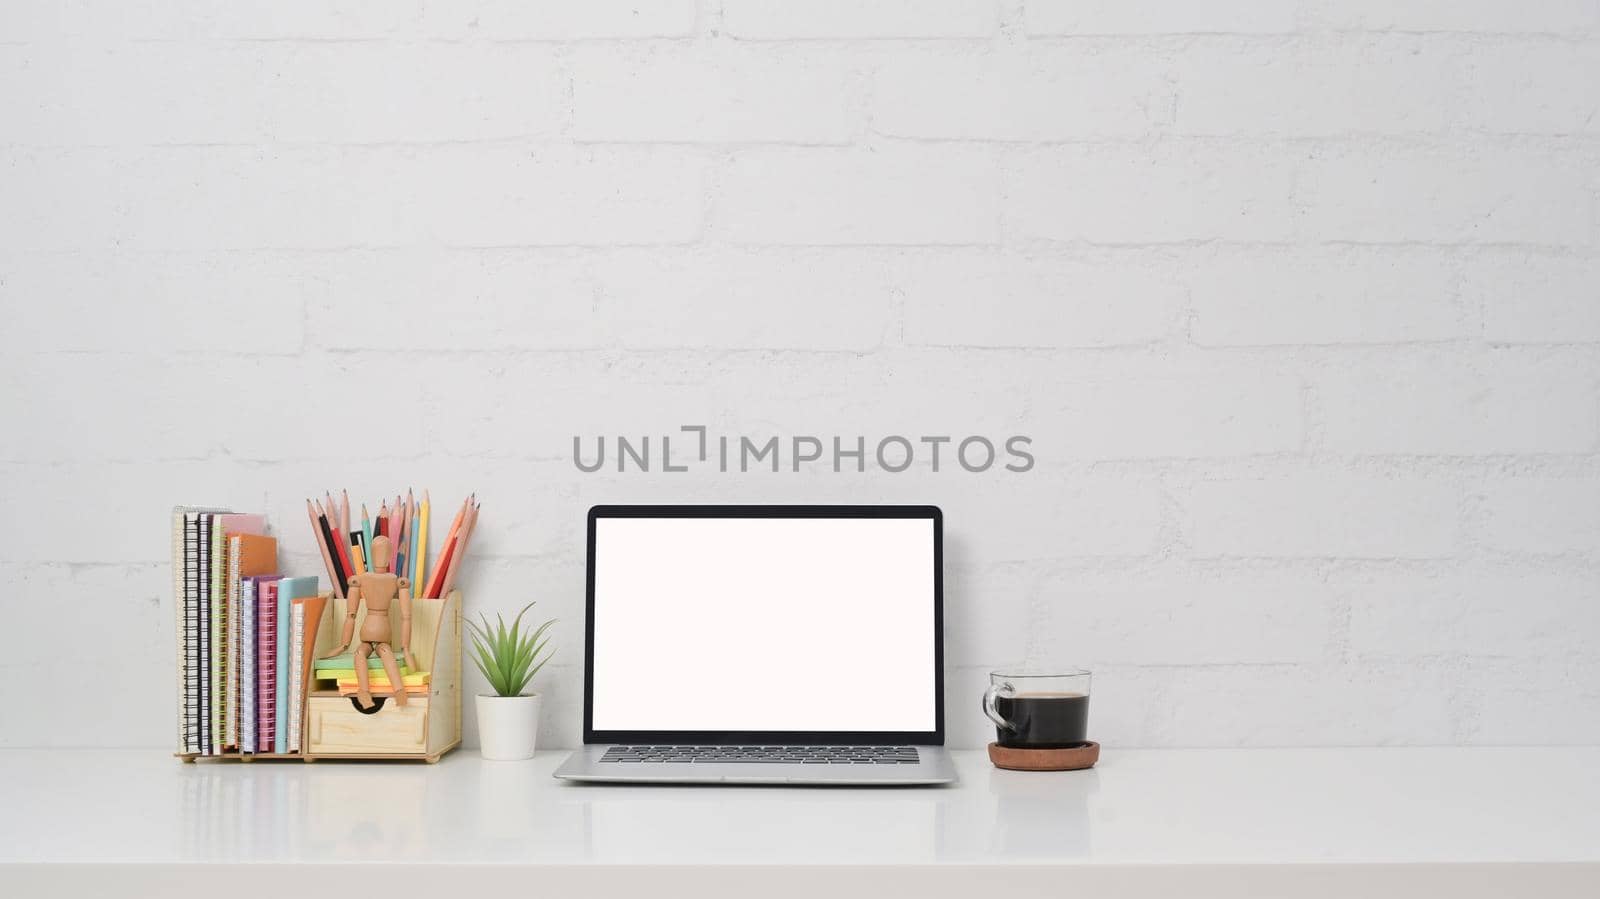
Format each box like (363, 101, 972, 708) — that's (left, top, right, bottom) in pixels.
(555, 505, 955, 786)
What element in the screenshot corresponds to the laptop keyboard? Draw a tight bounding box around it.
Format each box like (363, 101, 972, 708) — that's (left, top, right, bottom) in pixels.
(600, 745, 922, 764)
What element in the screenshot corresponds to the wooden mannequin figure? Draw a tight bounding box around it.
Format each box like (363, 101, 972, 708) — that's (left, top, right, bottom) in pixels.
(321, 535, 412, 710)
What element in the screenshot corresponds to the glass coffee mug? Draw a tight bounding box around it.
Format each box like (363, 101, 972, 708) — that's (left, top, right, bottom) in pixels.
(982, 668, 1091, 749)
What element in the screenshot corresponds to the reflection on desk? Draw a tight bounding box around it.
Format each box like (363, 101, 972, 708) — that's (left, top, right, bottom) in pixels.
(4, 746, 1599, 898)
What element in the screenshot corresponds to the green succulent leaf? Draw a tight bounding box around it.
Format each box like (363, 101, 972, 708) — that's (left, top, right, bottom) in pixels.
(466, 601, 556, 697)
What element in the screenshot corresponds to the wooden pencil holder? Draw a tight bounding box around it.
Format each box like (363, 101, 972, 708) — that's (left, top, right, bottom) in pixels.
(180, 590, 462, 764)
(303, 589, 462, 762)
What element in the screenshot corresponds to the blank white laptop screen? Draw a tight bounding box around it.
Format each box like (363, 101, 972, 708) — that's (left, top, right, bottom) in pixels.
(591, 516, 937, 733)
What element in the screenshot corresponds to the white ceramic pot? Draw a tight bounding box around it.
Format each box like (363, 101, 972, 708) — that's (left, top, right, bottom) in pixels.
(476, 693, 541, 761)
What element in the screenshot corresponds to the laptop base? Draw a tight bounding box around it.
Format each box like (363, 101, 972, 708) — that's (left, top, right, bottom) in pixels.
(553, 745, 958, 786)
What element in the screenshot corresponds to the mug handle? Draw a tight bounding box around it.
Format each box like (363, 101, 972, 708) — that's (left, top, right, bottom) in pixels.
(982, 684, 1015, 732)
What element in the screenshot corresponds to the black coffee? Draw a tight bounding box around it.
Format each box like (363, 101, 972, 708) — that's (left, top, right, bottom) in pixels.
(996, 692, 1089, 748)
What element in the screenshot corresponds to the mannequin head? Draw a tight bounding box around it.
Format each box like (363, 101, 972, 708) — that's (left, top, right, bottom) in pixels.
(369, 535, 392, 573)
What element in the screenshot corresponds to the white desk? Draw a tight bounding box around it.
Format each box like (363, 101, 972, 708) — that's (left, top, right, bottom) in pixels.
(3, 748, 1596, 897)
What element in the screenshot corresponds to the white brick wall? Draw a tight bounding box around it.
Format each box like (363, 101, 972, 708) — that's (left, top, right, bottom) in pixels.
(1169, 36, 1457, 136)
(717, 146, 1000, 244)
(1189, 475, 1464, 559)
(1313, 354, 1598, 455)
(898, 249, 1184, 347)
(1187, 247, 1468, 346)
(1, 44, 570, 144)
(1469, 253, 1600, 343)
(1295, 142, 1596, 244)
(1300, 0, 1600, 34)
(723, 0, 998, 39)
(572, 45, 858, 144)
(2, 1, 1597, 751)
(1037, 368, 1305, 459)
(1023, 1, 1296, 36)
(1007, 143, 1298, 242)
(873, 47, 1173, 140)
(1478, 479, 1600, 556)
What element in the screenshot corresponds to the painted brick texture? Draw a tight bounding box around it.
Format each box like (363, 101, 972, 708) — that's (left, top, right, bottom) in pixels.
(2, 1, 1597, 751)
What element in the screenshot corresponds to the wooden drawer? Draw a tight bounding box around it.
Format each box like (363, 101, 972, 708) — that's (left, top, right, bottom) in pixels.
(307, 695, 430, 755)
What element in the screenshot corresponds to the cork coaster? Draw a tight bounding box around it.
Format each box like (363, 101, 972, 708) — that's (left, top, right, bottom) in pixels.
(987, 741, 1100, 771)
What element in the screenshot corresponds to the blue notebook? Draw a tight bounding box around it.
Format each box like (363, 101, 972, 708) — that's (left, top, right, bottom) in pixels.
(274, 576, 318, 753)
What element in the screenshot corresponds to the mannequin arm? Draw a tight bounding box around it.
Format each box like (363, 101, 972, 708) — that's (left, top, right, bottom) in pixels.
(397, 579, 413, 658)
(319, 581, 360, 659)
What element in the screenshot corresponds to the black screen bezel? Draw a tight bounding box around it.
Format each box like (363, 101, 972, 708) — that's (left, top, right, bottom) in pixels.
(583, 504, 945, 746)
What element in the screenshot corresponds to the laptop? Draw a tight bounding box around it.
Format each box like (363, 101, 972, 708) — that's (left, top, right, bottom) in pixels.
(554, 505, 956, 786)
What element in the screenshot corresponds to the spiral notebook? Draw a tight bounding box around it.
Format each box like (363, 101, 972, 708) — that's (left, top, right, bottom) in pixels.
(173, 509, 210, 755)
(220, 528, 274, 751)
(257, 578, 281, 751)
(173, 508, 228, 755)
(273, 576, 319, 754)
(240, 577, 258, 754)
(171, 507, 271, 756)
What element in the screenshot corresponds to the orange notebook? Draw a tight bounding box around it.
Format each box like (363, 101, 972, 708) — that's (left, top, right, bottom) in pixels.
(285, 593, 327, 753)
(294, 594, 328, 691)
(235, 534, 277, 578)
(294, 595, 328, 700)
(222, 533, 277, 751)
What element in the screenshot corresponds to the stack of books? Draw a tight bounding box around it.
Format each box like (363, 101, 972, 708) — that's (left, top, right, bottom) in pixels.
(172, 508, 325, 756)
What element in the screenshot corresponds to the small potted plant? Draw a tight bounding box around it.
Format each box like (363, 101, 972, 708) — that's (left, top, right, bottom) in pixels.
(468, 602, 555, 761)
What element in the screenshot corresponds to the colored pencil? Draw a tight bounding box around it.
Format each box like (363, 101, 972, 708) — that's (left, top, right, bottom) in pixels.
(445, 496, 468, 546)
(401, 490, 414, 580)
(315, 490, 348, 581)
(393, 495, 409, 582)
(424, 533, 455, 599)
(350, 530, 367, 575)
(415, 491, 430, 598)
(428, 496, 476, 599)
(313, 500, 348, 598)
(407, 505, 420, 594)
(438, 501, 477, 599)
(333, 511, 354, 582)
(424, 500, 465, 599)
(391, 496, 403, 559)
(307, 499, 343, 599)
(320, 501, 350, 597)
(421, 497, 465, 598)
(322, 489, 482, 598)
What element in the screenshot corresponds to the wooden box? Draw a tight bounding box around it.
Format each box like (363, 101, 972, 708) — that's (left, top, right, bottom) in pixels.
(304, 589, 462, 762)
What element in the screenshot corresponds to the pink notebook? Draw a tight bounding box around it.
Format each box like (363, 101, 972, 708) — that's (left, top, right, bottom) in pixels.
(256, 578, 281, 751)
(215, 513, 267, 536)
